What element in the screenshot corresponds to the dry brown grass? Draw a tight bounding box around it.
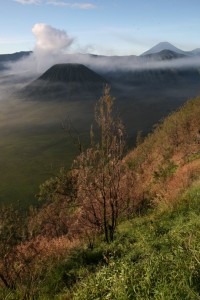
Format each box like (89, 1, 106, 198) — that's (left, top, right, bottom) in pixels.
(125, 96, 200, 209)
(0, 233, 80, 297)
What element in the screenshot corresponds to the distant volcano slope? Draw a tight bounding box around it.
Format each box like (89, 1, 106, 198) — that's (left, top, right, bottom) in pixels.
(20, 63, 107, 101)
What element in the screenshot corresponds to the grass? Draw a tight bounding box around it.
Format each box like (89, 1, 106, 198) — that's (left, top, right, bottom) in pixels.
(48, 179, 200, 300)
(0, 94, 200, 298)
(1, 164, 200, 300)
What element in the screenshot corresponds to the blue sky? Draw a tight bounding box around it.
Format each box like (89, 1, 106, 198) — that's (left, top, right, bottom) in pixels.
(0, 0, 200, 55)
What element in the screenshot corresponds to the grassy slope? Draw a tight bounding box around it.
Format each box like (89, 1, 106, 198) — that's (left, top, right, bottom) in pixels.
(43, 97, 200, 299)
(46, 178, 199, 300)
(1, 179, 199, 299)
(125, 96, 200, 208)
(1, 94, 199, 299)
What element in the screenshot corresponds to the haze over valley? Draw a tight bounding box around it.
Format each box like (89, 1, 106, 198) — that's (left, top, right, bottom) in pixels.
(1, 37, 200, 206)
(1, 0, 200, 207)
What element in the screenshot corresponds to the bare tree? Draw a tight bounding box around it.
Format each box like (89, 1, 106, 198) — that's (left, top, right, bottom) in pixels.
(73, 86, 127, 242)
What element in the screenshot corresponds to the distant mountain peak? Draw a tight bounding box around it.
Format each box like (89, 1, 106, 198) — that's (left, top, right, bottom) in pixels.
(156, 41, 176, 48)
(141, 42, 186, 56)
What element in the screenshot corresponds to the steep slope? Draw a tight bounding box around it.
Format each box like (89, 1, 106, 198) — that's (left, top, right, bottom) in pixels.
(20, 63, 107, 101)
(32, 95, 200, 299)
(126, 96, 200, 207)
(57, 95, 200, 299)
(1, 91, 200, 299)
(62, 179, 200, 300)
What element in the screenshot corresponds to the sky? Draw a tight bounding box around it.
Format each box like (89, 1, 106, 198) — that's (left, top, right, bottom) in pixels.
(0, 0, 200, 56)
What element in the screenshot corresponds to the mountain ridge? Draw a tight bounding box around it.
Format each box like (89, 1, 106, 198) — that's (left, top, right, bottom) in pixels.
(1, 42, 200, 68)
(141, 41, 200, 57)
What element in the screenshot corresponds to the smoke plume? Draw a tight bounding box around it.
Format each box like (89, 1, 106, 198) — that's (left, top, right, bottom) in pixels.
(32, 23, 74, 54)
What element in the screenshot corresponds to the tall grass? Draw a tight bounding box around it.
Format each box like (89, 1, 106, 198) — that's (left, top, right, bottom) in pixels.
(56, 180, 200, 300)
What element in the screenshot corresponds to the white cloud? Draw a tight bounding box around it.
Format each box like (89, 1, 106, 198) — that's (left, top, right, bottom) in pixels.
(14, 0, 41, 4)
(30, 23, 74, 72)
(32, 23, 74, 53)
(14, 0, 96, 9)
(47, 1, 96, 9)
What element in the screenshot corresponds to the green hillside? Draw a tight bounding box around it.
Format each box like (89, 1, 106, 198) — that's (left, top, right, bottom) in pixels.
(59, 180, 200, 300)
(59, 95, 200, 299)
(0, 91, 200, 299)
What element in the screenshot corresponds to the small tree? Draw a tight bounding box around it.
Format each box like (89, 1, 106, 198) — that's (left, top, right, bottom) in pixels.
(73, 86, 126, 242)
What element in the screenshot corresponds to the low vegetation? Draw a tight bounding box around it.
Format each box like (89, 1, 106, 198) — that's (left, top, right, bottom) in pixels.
(0, 87, 200, 299)
(61, 180, 200, 300)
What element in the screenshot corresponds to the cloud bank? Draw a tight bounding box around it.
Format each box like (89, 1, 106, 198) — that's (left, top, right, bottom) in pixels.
(4, 22, 200, 80)
(14, 0, 40, 4)
(14, 0, 96, 9)
(47, 1, 96, 9)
